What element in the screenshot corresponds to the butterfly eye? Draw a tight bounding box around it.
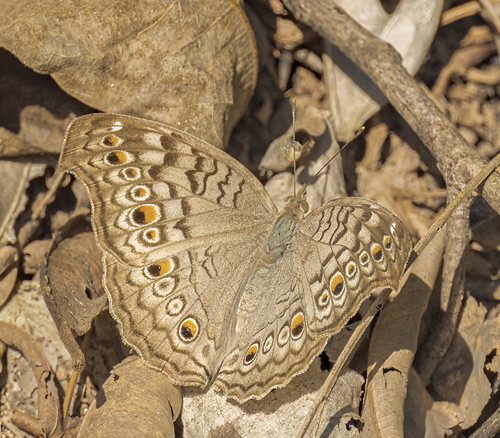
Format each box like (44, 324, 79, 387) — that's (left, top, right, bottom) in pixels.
(145, 258, 174, 278)
(179, 318, 199, 342)
(299, 201, 309, 213)
(383, 235, 392, 250)
(244, 343, 259, 365)
(291, 312, 305, 339)
(371, 243, 383, 262)
(100, 134, 123, 147)
(330, 272, 345, 297)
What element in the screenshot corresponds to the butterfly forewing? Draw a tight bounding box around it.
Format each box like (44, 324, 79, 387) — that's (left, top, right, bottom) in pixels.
(59, 114, 278, 268)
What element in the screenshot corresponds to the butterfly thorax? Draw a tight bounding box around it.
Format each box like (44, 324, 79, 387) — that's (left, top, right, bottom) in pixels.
(232, 196, 308, 333)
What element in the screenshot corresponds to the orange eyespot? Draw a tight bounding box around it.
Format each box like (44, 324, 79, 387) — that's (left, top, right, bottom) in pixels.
(291, 313, 304, 339)
(346, 261, 357, 278)
(122, 167, 139, 180)
(146, 229, 157, 240)
(384, 235, 392, 249)
(131, 205, 158, 225)
(330, 272, 344, 297)
(371, 243, 383, 262)
(244, 343, 259, 365)
(101, 134, 121, 147)
(360, 252, 369, 265)
(179, 318, 199, 342)
(320, 291, 329, 305)
(135, 187, 147, 197)
(146, 258, 174, 278)
(105, 150, 129, 165)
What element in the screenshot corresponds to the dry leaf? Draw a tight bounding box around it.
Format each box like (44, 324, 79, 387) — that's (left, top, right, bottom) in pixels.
(0, 0, 258, 149)
(78, 356, 182, 438)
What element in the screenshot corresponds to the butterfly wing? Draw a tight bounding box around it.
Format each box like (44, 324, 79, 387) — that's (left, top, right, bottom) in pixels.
(215, 197, 411, 402)
(58, 113, 279, 387)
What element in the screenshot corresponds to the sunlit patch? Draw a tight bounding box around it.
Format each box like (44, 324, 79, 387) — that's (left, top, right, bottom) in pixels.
(130, 204, 159, 225)
(277, 325, 290, 346)
(346, 261, 357, 278)
(100, 134, 123, 148)
(291, 312, 305, 340)
(359, 251, 369, 265)
(244, 343, 259, 365)
(143, 227, 160, 244)
(104, 150, 130, 165)
(145, 258, 174, 278)
(122, 167, 140, 181)
(383, 235, 392, 250)
(179, 318, 199, 342)
(263, 334, 274, 353)
(371, 243, 383, 262)
(153, 277, 176, 297)
(130, 185, 150, 202)
(166, 297, 184, 315)
(330, 272, 344, 297)
(319, 291, 329, 306)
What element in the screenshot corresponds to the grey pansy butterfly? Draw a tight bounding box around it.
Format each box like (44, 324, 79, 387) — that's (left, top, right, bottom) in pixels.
(58, 113, 412, 403)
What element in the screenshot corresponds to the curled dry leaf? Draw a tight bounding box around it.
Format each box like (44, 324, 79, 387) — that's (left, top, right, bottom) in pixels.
(0, 245, 19, 308)
(78, 356, 182, 438)
(0, 156, 45, 245)
(0, 0, 258, 149)
(41, 214, 107, 371)
(0, 321, 61, 437)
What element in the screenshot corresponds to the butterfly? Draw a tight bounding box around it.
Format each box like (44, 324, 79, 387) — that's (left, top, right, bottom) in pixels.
(58, 113, 411, 403)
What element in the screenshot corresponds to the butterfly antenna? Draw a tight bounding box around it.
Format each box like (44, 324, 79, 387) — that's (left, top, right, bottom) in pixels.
(300, 120, 365, 198)
(292, 97, 297, 197)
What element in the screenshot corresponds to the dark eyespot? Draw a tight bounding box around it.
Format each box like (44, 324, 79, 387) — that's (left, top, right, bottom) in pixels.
(101, 134, 122, 147)
(105, 150, 129, 165)
(146, 259, 174, 278)
(384, 235, 392, 250)
(244, 343, 259, 365)
(371, 243, 383, 262)
(360, 252, 369, 265)
(131, 205, 158, 225)
(291, 313, 304, 339)
(179, 318, 199, 342)
(330, 272, 344, 297)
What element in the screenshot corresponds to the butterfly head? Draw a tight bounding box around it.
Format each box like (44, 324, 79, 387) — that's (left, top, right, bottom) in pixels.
(284, 184, 309, 215)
